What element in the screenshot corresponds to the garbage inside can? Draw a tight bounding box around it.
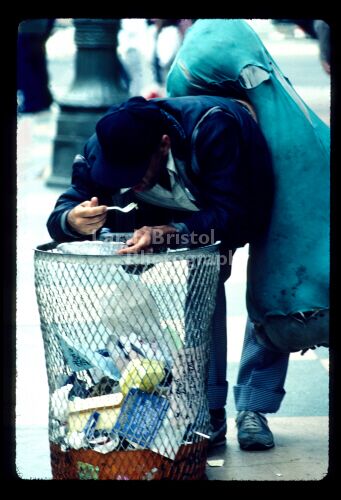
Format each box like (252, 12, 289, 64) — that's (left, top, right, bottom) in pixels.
(34, 237, 220, 480)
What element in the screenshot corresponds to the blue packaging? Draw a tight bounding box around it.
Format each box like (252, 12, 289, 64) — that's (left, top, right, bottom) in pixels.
(113, 388, 169, 448)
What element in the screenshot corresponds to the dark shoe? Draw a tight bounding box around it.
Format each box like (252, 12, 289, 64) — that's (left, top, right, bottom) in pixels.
(236, 411, 274, 451)
(208, 408, 227, 449)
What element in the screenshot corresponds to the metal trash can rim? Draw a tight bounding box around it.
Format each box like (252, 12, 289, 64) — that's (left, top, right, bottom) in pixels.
(34, 240, 221, 266)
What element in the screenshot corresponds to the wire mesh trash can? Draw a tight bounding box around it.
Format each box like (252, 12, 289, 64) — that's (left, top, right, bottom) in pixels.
(34, 237, 220, 480)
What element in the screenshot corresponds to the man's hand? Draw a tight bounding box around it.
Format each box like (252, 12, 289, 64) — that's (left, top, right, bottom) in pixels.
(117, 225, 177, 254)
(67, 197, 108, 235)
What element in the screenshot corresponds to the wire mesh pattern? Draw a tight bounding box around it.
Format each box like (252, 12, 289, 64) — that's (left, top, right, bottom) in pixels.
(34, 239, 220, 480)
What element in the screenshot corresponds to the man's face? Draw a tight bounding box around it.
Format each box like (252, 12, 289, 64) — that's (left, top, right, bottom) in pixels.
(132, 135, 170, 192)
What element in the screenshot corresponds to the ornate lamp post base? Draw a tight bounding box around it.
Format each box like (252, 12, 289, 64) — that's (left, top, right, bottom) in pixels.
(47, 19, 129, 187)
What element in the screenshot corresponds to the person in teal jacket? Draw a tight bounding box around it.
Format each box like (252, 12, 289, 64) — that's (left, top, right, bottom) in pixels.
(167, 19, 329, 450)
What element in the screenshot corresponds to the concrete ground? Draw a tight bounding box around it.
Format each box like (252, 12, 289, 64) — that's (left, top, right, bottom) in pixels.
(206, 417, 328, 481)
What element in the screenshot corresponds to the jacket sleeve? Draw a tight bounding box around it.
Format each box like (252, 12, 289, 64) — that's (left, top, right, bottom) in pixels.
(46, 153, 111, 242)
(179, 111, 272, 248)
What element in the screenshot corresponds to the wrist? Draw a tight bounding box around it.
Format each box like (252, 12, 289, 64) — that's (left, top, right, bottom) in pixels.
(61, 210, 82, 238)
(66, 208, 77, 230)
(168, 222, 189, 235)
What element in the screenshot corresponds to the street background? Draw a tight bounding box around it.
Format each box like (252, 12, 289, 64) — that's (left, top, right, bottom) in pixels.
(16, 19, 330, 480)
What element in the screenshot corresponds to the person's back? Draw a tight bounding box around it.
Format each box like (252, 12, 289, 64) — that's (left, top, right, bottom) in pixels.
(167, 18, 329, 353)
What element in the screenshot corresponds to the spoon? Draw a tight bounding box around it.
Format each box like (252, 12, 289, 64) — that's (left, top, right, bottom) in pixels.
(106, 202, 138, 212)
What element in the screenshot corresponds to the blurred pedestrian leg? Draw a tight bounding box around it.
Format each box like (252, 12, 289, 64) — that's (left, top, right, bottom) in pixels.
(314, 20, 330, 75)
(17, 19, 55, 113)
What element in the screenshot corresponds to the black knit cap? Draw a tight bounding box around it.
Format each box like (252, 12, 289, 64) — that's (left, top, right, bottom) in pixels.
(92, 96, 164, 189)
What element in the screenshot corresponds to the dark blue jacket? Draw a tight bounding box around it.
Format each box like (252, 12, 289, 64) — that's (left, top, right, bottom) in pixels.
(47, 95, 273, 250)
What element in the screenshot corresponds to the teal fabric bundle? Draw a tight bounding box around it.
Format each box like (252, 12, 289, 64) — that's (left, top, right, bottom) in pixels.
(167, 19, 330, 352)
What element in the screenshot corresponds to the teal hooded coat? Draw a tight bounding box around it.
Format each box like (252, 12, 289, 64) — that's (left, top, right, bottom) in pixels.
(167, 19, 330, 352)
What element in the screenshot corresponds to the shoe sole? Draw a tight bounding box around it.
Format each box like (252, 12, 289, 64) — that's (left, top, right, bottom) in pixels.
(208, 437, 227, 450)
(239, 442, 275, 451)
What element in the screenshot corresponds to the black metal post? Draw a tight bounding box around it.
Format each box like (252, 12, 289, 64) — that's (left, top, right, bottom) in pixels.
(47, 18, 129, 187)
